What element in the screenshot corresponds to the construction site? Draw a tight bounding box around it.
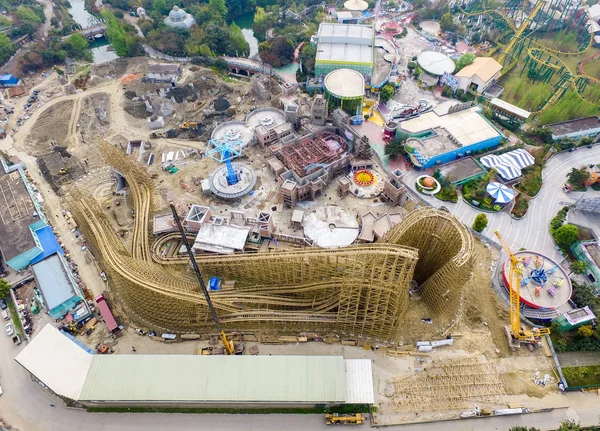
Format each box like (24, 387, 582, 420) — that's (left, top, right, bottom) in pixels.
(2, 56, 575, 425)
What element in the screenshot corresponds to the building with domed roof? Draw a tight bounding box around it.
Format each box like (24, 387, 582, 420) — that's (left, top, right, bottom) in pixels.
(164, 5, 196, 29)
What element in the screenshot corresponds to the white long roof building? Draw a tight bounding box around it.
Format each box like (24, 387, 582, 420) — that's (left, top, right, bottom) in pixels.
(16, 325, 375, 407)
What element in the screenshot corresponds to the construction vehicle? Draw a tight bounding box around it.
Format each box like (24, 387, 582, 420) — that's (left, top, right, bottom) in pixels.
(169, 202, 235, 355)
(325, 413, 365, 425)
(494, 231, 551, 348)
(181, 121, 199, 130)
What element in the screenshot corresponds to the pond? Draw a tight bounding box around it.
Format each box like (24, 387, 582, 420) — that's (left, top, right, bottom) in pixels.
(67, 0, 119, 64)
(233, 12, 259, 58)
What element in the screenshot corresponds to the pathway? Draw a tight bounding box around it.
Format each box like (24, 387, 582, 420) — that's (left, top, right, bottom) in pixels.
(402, 146, 600, 261)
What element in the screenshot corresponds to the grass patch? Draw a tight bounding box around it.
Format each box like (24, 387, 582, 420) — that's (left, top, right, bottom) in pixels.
(7, 296, 23, 335)
(515, 164, 543, 197)
(563, 365, 600, 387)
(435, 184, 458, 202)
(510, 194, 529, 218)
(86, 404, 372, 414)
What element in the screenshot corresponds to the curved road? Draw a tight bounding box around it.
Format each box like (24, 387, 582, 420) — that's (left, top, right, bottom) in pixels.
(403, 145, 600, 261)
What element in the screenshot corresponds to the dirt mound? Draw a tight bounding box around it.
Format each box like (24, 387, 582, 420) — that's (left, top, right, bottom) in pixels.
(27, 100, 74, 156)
(124, 101, 150, 119)
(213, 96, 230, 112)
(168, 86, 199, 103)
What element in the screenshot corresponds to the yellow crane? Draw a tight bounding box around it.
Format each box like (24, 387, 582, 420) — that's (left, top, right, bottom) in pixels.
(494, 231, 550, 346)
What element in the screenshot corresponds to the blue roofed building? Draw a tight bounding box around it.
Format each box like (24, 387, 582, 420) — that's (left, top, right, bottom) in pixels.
(0, 170, 48, 272)
(31, 253, 90, 320)
(0, 74, 19, 87)
(397, 106, 503, 169)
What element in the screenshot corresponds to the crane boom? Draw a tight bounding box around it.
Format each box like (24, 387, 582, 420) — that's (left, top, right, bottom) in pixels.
(494, 231, 550, 342)
(169, 202, 235, 355)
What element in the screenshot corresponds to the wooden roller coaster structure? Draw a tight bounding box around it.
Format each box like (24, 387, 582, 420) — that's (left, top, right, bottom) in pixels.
(69, 143, 474, 339)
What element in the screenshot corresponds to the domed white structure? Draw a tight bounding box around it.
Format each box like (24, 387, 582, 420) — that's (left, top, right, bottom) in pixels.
(344, 0, 369, 11)
(164, 5, 196, 29)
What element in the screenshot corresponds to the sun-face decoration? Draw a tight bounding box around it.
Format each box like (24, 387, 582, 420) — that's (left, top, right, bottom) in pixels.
(353, 169, 376, 187)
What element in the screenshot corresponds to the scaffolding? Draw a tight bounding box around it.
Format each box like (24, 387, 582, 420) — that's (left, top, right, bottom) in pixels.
(279, 132, 348, 176)
(69, 147, 475, 339)
(388, 356, 506, 412)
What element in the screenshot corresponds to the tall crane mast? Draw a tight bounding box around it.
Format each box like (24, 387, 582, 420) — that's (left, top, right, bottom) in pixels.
(169, 202, 235, 355)
(494, 231, 550, 344)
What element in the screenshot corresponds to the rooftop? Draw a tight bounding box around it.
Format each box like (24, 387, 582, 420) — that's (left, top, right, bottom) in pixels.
(147, 63, 181, 75)
(454, 57, 502, 82)
(193, 223, 250, 254)
(31, 253, 81, 315)
(80, 355, 346, 403)
(316, 43, 374, 65)
(0, 171, 38, 265)
(438, 157, 485, 183)
(400, 107, 501, 155)
(318, 23, 374, 44)
(303, 206, 359, 248)
(324, 69, 365, 98)
(17, 325, 374, 405)
(344, 0, 368, 11)
(417, 50, 456, 76)
(490, 98, 531, 120)
(546, 116, 600, 137)
(15, 325, 93, 401)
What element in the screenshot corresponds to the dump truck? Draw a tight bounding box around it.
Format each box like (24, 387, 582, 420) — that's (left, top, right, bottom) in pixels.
(325, 413, 364, 425)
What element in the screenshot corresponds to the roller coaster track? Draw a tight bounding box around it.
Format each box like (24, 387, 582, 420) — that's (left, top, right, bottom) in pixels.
(70, 146, 475, 338)
(459, 1, 597, 113)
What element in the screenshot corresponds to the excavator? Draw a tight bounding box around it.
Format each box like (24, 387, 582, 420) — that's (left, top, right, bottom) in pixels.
(494, 231, 550, 348)
(169, 202, 234, 355)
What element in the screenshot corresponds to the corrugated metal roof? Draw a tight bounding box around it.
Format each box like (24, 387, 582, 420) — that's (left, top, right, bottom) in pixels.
(80, 355, 346, 402)
(15, 324, 93, 400)
(32, 254, 78, 311)
(345, 359, 374, 404)
(454, 57, 502, 82)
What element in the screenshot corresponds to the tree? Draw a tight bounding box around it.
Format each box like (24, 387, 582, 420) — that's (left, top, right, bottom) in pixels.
(229, 23, 249, 57)
(455, 52, 475, 71)
(558, 419, 581, 431)
(570, 260, 587, 275)
(0, 279, 10, 299)
(472, 213, 488, 232)
(577, 325, 594, 338)
(567, 168, 590, 189)
(152, 0, 168, 14)
(64, 34, 89, 60)
(0, 33, 16, 66)
(439, 13, 455, 32)
(379, 83, 395, 103)
(384, 137, 405, 160)
(102, 10, 141, 57)
(553, 224, 579, 248)
(208, 0, 228, 21)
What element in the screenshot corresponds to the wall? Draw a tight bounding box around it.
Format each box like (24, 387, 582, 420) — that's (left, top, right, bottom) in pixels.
(551, 127, 600, 140)
(315, 61, 373, 77)
(419, 136, 502, 169)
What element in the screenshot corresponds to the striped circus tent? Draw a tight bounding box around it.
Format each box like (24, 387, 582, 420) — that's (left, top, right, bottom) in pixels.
(480, 148, 535, 181)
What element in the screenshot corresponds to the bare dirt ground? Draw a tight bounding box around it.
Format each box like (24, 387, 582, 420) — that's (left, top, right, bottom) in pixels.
(26, 100, 74, 155)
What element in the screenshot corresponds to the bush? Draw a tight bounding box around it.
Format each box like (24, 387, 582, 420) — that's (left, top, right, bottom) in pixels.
(511, 194, 528, 218)
(407, 61, 416, 70)
(550, 206, 569, 231)
(472, 213, 488, 232)
(567, 168, 590, 190)
(441, 85, 452, 97)
(552, 224, 578, 248)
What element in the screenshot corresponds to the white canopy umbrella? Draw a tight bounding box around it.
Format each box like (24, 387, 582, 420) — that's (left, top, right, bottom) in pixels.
(486, 181, 515, 204)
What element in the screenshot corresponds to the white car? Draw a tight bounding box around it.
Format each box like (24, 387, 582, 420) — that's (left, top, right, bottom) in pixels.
(5, 323, 14, 336)
(0, 384, 3, 396)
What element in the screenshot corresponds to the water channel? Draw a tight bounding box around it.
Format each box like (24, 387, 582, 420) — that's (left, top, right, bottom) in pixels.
(67, 0, 119, 64)
(232, 12, 259, 58)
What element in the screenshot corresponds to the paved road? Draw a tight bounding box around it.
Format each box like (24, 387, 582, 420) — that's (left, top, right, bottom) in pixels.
(403, 146, 600, 260)
(1, 326, 599, 431)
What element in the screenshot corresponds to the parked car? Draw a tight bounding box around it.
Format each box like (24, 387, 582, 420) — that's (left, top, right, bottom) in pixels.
(0, 384, 3, 396)
(5, 323, 14, 336)
(0, 299, 7, 310)
(12, 334, 21, 345)
(2, 309, 9, 320)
